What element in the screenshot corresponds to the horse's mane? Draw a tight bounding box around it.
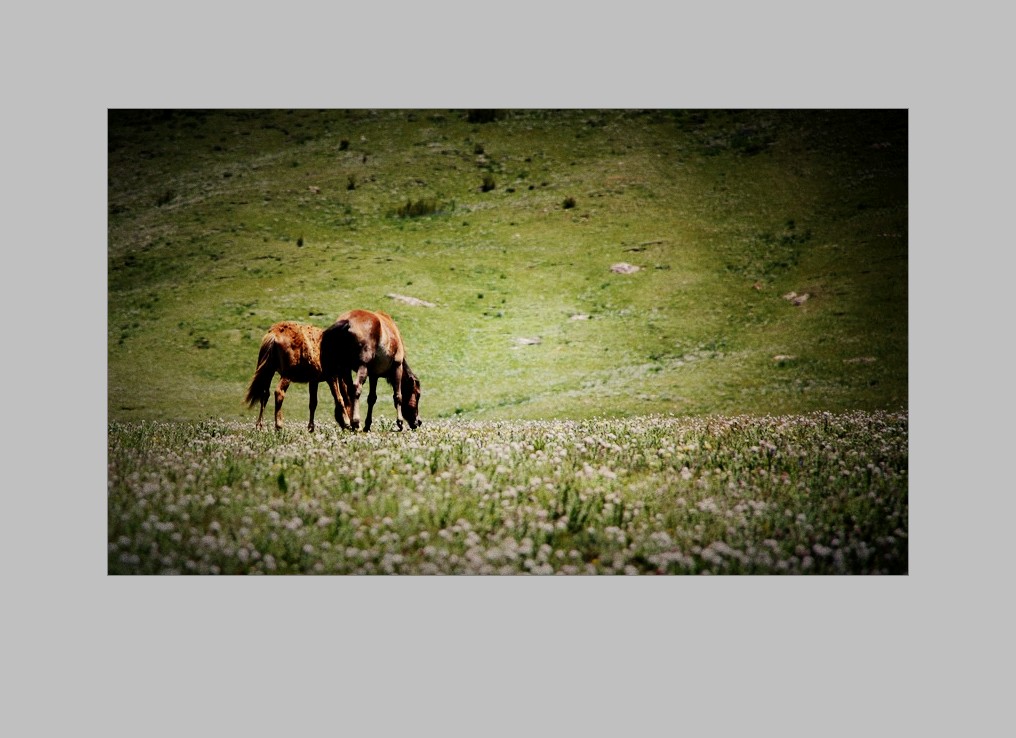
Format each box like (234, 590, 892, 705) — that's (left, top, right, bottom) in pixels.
(402, 358, 419, 385)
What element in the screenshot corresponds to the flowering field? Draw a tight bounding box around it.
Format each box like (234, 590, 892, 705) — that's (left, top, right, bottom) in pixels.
(108, 411, 907, 575)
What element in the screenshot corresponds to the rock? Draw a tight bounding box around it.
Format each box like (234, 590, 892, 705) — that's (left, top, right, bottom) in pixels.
(610, 262, 641, 274)
(570, 314, 590, 321)
(515, 337, 542, 346)
(386, 293, 436, 308)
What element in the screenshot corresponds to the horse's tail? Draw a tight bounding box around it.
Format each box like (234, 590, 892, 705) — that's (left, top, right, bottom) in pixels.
(244, 332, 277, 407)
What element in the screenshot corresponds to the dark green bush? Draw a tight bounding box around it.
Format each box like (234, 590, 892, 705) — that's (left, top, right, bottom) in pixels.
(467, 110, 500, 124)
(396, 198, 442, 218)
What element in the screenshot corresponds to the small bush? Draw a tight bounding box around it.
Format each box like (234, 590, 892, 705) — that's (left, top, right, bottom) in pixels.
(563, 196, 576, 209)
(339, 139, 350, 151)
(396, 198, 442, 218)
(481, 175, 496, 192)
(155, 190, 175, 207)
(347, 175, 356, 190)
(467, 110, 500, 124)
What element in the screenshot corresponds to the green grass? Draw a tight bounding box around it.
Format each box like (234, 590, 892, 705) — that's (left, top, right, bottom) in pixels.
(108, 109, 906, 424)
(108, 411, 908, 574)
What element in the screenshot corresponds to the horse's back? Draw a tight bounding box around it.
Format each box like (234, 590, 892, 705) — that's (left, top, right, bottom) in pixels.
(267, 321, 325, 381)
(326, 309, 404, 373)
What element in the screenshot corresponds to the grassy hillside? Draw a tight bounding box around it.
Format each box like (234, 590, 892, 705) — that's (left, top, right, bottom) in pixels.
(108, 109, 906, 424)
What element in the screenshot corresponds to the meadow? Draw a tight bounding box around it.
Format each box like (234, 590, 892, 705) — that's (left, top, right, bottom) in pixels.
(108, 411, 907, 574)
(107, 109, 907, 574)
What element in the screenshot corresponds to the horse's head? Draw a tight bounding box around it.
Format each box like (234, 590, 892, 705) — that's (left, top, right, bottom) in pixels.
(401, 364, 422, 430)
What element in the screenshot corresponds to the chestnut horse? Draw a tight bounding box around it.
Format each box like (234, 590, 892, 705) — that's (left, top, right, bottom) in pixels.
(321, 310, 421, 432)
(244, 321, 352, 431)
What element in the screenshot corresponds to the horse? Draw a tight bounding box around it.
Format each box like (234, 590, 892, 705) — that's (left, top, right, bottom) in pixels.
(244, 321, 353, 431)
(320, 309, 422, 432)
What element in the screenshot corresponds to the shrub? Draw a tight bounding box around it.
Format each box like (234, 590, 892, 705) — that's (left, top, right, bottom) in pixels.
(563, 196, 576, 209)
(395, 198, 442, 218)
(481, 175, 496, 192)
(339, 139, 350, 151)
(467, 109, 499, 124)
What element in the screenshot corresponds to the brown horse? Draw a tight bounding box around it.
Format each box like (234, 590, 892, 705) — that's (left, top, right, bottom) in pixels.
(321, 310, 421, 432)
(244, 321, 352, 431)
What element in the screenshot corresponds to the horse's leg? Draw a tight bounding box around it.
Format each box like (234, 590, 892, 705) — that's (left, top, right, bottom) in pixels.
(341, 371, 355, 428)
(363, 375, 379, 432)
(350, 365, 368, 431)
(329, 375, 351, 430)
(308, 381, 318, 432)
(391, 363, 406, 431)
(274, 377, 291, 430)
